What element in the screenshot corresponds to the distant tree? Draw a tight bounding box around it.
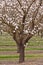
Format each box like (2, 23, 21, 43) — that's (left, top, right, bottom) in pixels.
(37, 23, 43, 37)
(0, 0, 43, 63)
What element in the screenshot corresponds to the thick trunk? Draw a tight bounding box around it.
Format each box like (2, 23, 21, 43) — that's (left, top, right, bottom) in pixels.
(19, 44, 25, 63)
(17, 44, 20, 53)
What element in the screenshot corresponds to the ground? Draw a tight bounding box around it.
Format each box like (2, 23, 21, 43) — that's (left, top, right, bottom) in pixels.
(0, 33, 43, 65)
(0, 46, 43, 65)
(0, 54, 43, 65)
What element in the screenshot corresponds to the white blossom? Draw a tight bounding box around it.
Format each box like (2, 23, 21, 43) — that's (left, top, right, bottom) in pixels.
(12, 22, 17, 26)
(39, 23, 43, 27)
(0, 0, 43, 48)
(38, 27, 42, 30)
(15, 26, 18, 30)
(1, 1, 5, 8)
(23, 30, 28, 34)
(13, 30, 15, 33)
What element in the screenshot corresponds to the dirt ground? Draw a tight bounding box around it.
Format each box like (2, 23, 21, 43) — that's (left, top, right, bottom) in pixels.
(0, 46, 43, 65)
(0, 58, 43, 65)
(0, 50, 43, 65)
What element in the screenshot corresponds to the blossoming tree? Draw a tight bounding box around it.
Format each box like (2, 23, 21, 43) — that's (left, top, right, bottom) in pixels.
(0, 0, 43, 63)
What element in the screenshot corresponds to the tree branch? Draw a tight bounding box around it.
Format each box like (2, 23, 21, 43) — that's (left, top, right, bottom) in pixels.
(22, 0, 42, 44)
(17, 0, 25, 13)
(1, 17, 14, 29)
(20, 0, 35, 34)
(31, 0, 42, 30)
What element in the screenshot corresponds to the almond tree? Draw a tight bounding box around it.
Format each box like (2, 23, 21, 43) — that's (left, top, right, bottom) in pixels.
(38, 23, 43, 37)
(0, 0, 43, 63)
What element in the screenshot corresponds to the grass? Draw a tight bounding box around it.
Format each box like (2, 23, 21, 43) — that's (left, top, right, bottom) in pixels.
(26, 47, 43, 50)
(0, 33, 43, 60)
(0, 48, 17, 51)
(0, 54, 43, 59)
(0, 47, 43, 51)
(0, 55, 19, 59)
(28, 36, 43, 46)
(26, 54, 43, 58)
(0, 33, 16, 46)
(0, 33, 43, 46)
(0, 33, 43, 51)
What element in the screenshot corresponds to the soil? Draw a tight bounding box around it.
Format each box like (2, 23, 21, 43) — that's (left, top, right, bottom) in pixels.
(0, 58, 43, 65)
(0, 46, 43, 65)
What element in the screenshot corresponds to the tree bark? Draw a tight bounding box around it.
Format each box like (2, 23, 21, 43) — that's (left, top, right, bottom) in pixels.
(19, 44, 25, 63)
(17, 44, 20, 53)
(41, 31, 43, 38)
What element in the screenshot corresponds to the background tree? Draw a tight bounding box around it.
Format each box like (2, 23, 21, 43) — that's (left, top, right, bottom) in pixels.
(0, 0, 43, 63)
(37, 23, 43, 37)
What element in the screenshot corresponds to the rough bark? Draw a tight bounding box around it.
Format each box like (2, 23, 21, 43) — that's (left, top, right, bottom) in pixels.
(17, 44, 20, 53)
(19, 43, 25, 63)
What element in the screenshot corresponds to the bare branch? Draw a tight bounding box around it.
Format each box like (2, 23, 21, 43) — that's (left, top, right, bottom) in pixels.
(17, 0, 25, 13)
(20, 0, 35, 34)
(1, 17, 14, 29)
(31, 0, 42, 30)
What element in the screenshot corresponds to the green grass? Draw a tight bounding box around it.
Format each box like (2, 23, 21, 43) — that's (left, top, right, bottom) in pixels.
(0, 55, 19, 59)
(0, 47, 43, 51)
(0, 33, 43, 51)
(0, 33, 43, 60)
(0, 48, 17, 51)
(0, 33, 43, 46)
(0, 33, 16, 46)
(26, 47, 43, 50)
(28, 36, 43, 46)
(26, 54, 43, 58)
(0, 54, 43, 59)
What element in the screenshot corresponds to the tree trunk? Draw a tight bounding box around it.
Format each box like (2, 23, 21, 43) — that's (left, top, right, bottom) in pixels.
(17, 44, 20, 53)
(41, 31, 43, 38)
(19, 44, 25, 63)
